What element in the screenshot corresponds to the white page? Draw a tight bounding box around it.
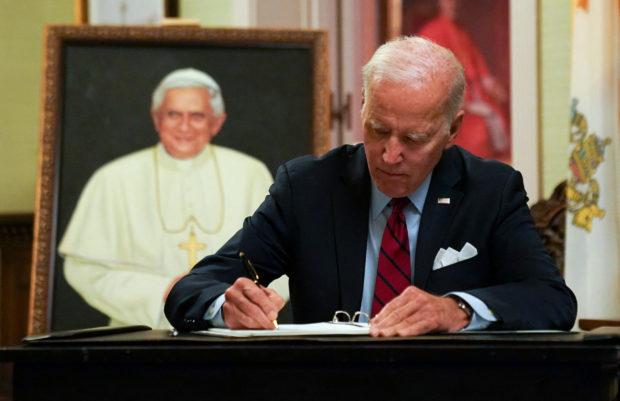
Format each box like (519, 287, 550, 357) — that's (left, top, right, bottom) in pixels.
(195, 322, 370, 338)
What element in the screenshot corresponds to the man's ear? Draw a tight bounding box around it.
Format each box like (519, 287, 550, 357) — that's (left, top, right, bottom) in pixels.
(210, 113, 227, 138)
(361, 86, 366, 113)
(445, 110, 464, 148)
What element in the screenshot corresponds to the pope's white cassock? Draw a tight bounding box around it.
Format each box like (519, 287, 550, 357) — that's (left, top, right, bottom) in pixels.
(59, 142, 283, 329)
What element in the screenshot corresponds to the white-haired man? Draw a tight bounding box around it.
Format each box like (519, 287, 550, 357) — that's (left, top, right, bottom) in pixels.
(165, 37, 576, 336)
(60, 68, 284, 329)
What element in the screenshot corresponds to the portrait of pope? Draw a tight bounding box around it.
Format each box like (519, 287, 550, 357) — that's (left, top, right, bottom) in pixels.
(58, 68, 288, 329)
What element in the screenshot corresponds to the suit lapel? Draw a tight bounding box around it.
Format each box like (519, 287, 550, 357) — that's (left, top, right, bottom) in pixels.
(414, 148, 464, 290)
(332, 146, 371, 313)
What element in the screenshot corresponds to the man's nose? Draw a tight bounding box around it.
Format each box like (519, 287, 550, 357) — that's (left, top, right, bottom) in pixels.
(383, 137, 403, 164)
(179, 115, 190, 131)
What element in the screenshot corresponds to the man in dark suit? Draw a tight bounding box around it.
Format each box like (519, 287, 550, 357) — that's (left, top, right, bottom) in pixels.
(165, 36, 576, 336)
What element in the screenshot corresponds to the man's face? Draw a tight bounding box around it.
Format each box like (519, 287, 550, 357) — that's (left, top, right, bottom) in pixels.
(362, 79, 463, 198)
(151, 87, 226, 159)
(439, 0, 459, 20)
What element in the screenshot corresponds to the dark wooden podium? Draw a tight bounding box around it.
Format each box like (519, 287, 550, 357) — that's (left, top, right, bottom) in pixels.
(1, 328, 619, 401)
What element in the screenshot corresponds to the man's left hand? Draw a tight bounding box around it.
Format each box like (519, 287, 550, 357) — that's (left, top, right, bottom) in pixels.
(369, 286, 470, 337)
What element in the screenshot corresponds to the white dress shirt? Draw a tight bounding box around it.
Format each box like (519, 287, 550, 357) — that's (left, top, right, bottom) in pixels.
(359, 172, 497, 329)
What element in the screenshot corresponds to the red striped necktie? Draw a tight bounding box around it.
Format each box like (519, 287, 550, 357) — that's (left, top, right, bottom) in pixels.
(372, 197, 411, 317)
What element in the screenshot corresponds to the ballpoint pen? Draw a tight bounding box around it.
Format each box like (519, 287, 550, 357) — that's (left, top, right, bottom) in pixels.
(238, 252, 279, 328)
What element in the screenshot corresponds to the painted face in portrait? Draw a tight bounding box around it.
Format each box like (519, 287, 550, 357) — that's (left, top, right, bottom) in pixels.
(362, 78, 463, 198)
(438, 0, 460, 20)
(151, 87, 227, 159)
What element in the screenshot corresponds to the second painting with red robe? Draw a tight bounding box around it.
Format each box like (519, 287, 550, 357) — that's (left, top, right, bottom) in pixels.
(403, 0, 511, 163)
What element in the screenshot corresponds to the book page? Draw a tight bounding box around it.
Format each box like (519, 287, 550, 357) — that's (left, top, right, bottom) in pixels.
(195, 322, 370, 337)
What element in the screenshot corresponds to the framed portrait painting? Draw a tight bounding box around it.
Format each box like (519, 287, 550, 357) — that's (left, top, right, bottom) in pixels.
(390, 0, 511, 164)
(29, 25, 329, 334)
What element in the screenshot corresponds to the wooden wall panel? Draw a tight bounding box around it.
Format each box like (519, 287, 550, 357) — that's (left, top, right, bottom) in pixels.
(0, 214, 33, 346)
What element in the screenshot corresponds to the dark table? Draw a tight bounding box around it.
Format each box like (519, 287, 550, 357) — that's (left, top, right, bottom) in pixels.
(1, 327, 619, 401)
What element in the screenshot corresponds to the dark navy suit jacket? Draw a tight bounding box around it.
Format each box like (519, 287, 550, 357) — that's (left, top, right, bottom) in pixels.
(165, 144, 576, 331)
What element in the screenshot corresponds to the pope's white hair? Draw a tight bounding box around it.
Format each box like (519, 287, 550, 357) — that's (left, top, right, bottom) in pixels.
(361, 36, 465, 121)
(151, 68, 225, 116)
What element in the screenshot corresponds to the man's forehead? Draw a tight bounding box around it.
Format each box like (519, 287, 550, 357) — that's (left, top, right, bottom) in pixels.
(368, 69, 452, 95)
(164, 86, 209, 96)
(367, 79, 451, 118)
(156, 87, 212, 115)
(368, 76, 427, 92)
(161, 87, 211, 105)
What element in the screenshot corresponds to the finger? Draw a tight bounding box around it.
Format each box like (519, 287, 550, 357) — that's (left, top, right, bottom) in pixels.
(232, 278, 281, 326)
(371, 317, 434, 337)
(371, 307, 433, 337)
(370, 307, 413, 336)
(371, 286, 420, 324)
(372, 294, 423, 329)
(394, 318, 436, 337)
(224, 284, 275, 329)
(238, 286, 278, 328)
(262, 287, 286, 311)
(243, 285, 281, 321)
(370, 306, 419, 337)
(223, 300, 273, 330)
(392, 308, 441, 336)
(222, 301, 256, 329)
(371, 295, 452, 337)
(224, 297, 275, 329)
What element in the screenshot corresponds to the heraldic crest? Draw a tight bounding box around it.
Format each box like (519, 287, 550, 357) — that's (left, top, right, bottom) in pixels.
(567, 98, 611, 232)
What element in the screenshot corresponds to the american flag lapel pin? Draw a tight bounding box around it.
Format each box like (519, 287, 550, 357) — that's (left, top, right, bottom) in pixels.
(437, 197, 450, 205)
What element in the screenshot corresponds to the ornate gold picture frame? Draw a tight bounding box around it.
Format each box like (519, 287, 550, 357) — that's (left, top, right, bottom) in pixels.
(29, 25, 329, 334)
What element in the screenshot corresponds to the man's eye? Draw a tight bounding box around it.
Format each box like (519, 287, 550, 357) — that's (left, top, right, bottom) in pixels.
(167, 111, 181, 118)
(191, 113, 206, 121)
(373, 128, 389, 136)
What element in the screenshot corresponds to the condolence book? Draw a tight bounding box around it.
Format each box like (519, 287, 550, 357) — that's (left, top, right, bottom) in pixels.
(196, 322, 370, 337)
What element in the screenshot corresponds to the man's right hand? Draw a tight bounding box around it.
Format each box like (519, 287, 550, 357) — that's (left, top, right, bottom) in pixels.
(222, 277, 284, 329)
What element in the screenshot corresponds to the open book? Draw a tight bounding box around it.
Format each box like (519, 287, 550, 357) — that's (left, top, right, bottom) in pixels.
(195, 322, 370, 338)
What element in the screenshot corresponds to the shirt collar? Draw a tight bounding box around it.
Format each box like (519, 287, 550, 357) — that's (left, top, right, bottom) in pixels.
(370, 171, 433, 220)
(156, 142, 212, 171)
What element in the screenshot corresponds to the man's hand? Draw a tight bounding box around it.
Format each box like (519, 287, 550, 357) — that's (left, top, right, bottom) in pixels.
(369, 286, 471, 337)
(163, 274, 185, 301)
(222, 277, 285, 330)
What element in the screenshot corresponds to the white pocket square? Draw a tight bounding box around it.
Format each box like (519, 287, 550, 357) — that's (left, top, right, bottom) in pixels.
(432, 242, 478, 270)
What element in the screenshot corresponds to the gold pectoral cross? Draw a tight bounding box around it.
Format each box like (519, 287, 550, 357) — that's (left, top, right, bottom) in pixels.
(179, 230, 206, 269)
